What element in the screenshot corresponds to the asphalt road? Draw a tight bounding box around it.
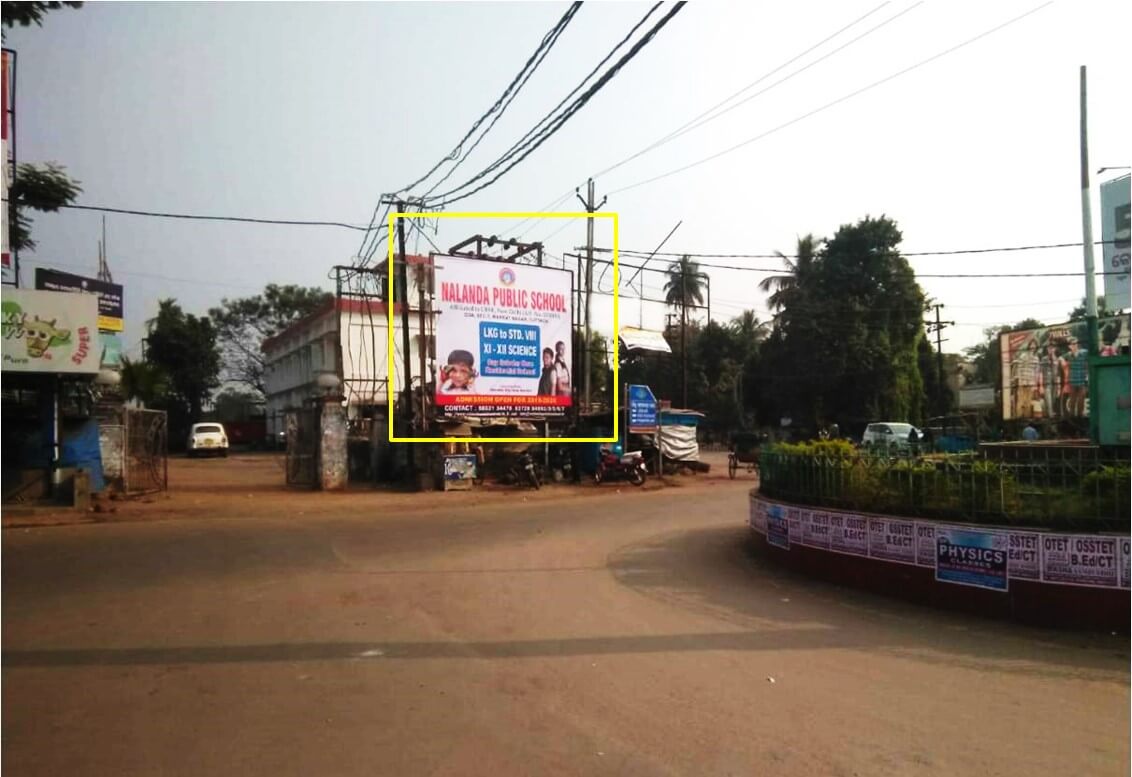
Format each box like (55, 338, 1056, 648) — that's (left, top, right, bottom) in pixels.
(3, 481, 1128, 776)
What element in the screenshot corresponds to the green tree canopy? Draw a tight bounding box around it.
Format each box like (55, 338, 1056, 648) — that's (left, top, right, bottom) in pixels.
(757, 234, 820, 312)
(146, 299, 221, 427)
(2, 2, 82, 31)
(209, 284, 333, 395)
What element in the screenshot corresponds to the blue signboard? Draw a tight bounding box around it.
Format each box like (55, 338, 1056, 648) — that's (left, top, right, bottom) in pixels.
(628, 384, 658, 433)
(766, 504, 790, 550)
(479, 321, 540, 379)
(935, 527, 1009, 591)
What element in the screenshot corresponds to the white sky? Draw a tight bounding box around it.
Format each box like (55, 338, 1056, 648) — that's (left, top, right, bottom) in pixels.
(5, 0, 1129, 360)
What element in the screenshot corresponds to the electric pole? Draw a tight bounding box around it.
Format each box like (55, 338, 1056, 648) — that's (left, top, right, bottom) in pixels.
(576, 178, 606, 411)
(681, 262, 688, 407)
(924, 303, 954, 416)
(1079, 66, 1100, 443)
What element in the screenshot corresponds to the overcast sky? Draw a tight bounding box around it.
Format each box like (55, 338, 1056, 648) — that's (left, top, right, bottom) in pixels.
(5, 0, 1129, 359)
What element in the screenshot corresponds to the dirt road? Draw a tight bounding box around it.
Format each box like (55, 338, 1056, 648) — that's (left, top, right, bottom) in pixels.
(3, 456, 1128, 776)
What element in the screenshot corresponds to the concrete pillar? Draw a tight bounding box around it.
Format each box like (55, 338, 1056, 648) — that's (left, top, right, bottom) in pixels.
(319, 400, 348, 491)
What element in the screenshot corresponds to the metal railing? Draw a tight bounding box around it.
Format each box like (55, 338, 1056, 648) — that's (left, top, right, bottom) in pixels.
(758, 449, 1130, 532)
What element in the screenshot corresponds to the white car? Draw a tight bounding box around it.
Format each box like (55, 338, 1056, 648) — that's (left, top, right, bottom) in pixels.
(861, 422, 921, 452)
(187, 423, 229, 458)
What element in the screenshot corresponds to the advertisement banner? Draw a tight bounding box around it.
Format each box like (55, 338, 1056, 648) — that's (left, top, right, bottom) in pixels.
(803, 510, 831, 549)
(828, 512, 869, 556)
(868, 517, 916, 564)
(1007, 531, 1041, 581)
(915, 522, 936, 567)
(1121, 536, 1131, 590)
(749, 496, 767, 534)
(628, 384, 658, 433)
(2, 289, 100, 373)
(1, 51, 11, 285)
(434, 255, 572, 417)
(766, 503, 789, 550)
(999, 315, 1130, 421)
(1041, 534, 1120, 588)
(34, 268, 125, 332)
(936, 526, 1009, 591)
(786, 507, 805, 544)
(1100, 174, 1131, 311)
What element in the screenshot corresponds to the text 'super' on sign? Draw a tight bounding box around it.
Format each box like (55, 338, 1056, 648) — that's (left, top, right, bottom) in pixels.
(2, 289, 100, 374)
(434, 255, 572, 417)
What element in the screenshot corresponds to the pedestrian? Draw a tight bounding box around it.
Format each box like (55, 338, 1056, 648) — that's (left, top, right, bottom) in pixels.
(1022, 423, 1039, 442)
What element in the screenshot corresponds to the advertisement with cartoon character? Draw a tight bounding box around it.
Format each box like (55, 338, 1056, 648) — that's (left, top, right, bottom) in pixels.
(1, 289, 100, 374)
(433, 254, 572, 417)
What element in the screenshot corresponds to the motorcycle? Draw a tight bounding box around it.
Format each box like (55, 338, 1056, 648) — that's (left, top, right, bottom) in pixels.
(549, 445, 576, 483)
(593, 448, 648, 487)
(507, 450, 541, 490)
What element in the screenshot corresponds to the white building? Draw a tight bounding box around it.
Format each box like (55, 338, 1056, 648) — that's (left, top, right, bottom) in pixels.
(262, 255, 436, 439)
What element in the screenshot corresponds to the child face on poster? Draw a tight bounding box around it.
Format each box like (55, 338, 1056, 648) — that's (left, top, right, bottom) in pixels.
(442, 350, 476, 391)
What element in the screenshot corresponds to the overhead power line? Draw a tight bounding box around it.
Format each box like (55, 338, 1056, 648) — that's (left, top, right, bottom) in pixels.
(393, 2, 583, 197)
(606, 2, 1054, 196)
(52, 203, 377, 231)
(423, 2, 688, 208)
(600, 240, 1115, 260)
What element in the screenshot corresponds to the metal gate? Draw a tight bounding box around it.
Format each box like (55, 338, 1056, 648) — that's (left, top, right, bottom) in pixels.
(125, 409, 168, 494)
(285, 407, 320, 488)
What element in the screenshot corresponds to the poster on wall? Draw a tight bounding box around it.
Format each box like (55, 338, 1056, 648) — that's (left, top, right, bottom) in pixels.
(936, 526, 1009, 591)
(868, 517, 916, 564)
(1007, 531, 1041, 581)
(1041, 534, 1120, 588)
(433, 255, 572, 417)
(749, 497, 767, 534)
(766, 504, 790, 550)
(915, 523, 936, 567)
(786, 507, 805, 544)
(1120, 537, 1131, 590)
(1, 289, 100, 373)
(803, 510, 831, 549)
(828, 512, 869, 556)
(999, 315, 1130, 421)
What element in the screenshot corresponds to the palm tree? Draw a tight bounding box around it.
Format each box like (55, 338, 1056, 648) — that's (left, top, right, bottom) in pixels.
(758, 234, 820, 311)
(729, 310, 770, 351)
(120, 357, 169, 408)
(663, 255, 706, 320)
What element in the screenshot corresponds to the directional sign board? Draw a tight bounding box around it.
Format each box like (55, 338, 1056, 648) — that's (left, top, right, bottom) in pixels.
(628, 384, 659, 433)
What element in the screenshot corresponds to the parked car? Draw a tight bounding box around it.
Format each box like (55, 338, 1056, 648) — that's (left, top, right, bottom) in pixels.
(861, 422, 921, 452)
(187, 423, 229, 458)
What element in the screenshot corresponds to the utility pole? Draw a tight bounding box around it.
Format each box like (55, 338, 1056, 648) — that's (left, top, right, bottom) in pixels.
(396, 201, 415, 478)
(925, 303, 954, 416)
(576, 178, 606, 411)
(417, 257, 429, 431)
(681, 262, 687, 407)
(1079, 66, 1100, 443)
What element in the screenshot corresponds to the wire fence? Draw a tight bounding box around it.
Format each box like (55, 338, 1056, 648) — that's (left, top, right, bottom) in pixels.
(758, 449, 1130, 533)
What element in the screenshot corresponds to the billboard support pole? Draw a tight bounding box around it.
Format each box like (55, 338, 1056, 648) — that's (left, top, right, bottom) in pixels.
(396, 202, 415, 479)
(1079, 66, 1099, 442)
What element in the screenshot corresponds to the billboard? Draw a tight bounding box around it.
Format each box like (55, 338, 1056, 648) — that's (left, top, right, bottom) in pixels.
(1100, 175, 1131, 311)
(433, 255, 572, 417)
(999, 315, 1130, 420)
(35, 268, 124, 331)
(1, 288, 100, 373)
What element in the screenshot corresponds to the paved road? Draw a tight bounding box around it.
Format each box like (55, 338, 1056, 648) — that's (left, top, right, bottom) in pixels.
(3, 483, 1128, 776)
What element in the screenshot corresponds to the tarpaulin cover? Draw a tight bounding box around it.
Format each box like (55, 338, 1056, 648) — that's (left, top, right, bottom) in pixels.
(659, 424, 699, 461)
(60, 419, 105, 491)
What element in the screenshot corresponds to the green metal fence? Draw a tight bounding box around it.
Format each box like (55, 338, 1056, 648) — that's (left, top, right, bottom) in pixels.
(758, 449, 1130, 532)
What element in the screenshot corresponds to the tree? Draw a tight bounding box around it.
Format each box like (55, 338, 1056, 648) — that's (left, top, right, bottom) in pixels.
(758, 234, 820, 312)
(1067, 296, 1113, 321)
(663, 255, 706, 405)
(763, 216, 927, 432)
(211, 387, 263, 422)
(119, 356, 169, 407)
(2, 2, 82, 31)
(4, 5, 85, 255)
(729, 309, 769, 354)
(209, 284, 333, 395)
(145, 299, 221, 431)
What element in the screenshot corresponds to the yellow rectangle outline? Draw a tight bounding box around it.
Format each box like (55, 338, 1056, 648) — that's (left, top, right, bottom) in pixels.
(386, 211, 619, 443)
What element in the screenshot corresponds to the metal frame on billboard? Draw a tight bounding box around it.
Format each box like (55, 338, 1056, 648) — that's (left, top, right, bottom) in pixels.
(386, 211, 619, 443)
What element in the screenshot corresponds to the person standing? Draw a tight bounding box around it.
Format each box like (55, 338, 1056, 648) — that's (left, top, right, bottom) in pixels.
(1037, 340, 1064, 420)
(1065, 337, 1089, 417)
(537, 348, 557, 396)
(554, 340, 571, 398)
(1011, 339, 1039, 418)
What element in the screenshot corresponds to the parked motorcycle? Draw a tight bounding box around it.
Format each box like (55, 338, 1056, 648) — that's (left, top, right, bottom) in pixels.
(593, 448, 647, 487)
(549, 445, 576, 483)
(508, 450, 541, 490)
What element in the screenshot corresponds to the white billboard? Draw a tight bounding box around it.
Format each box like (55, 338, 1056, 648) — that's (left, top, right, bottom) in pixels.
(1100, 174, 1130, 311)
(2, 289, 101, 373)
(433, 255, 572, 417)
